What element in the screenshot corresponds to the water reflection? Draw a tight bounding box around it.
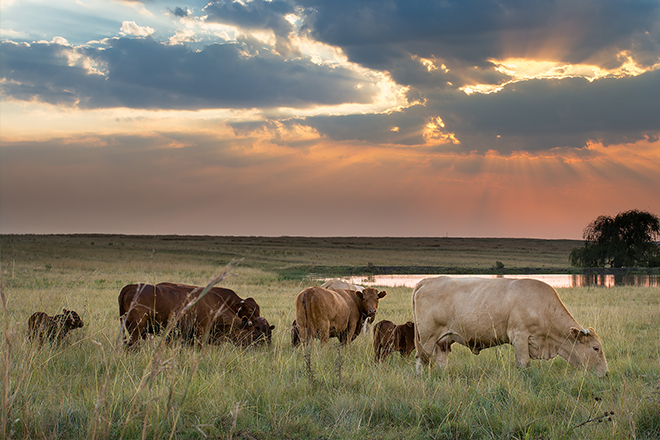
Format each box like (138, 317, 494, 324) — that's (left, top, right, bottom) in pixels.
(339, 274, 660, 289)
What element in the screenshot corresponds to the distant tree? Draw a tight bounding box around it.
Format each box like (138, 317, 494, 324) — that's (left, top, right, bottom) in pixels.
(570, 210, 660, 267)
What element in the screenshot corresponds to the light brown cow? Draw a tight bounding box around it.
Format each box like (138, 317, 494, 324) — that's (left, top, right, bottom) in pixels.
(412, 276, 608, 376)
(294, 286, 386, 345)
(321, 279, 374, 334)
(373, 320, 415, 362)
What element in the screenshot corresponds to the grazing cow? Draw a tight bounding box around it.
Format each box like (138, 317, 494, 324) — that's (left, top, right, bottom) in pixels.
(28, 309, 84, 344)
(156, 282, 273, 343)
(412, 276, 608, 376)
(373, 320, 415, 362)
(158, 282, 261, 320)
(252, 316, 275, 345)
(118, 283, 259, 348)
(294, 286, 386, 345)
(321, 279, 373, 334)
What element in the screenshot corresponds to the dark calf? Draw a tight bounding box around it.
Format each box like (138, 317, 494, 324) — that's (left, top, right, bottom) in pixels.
(28, 309, 84, 344)
(291, 320, 301, 346)
(373, 320, 415, 362)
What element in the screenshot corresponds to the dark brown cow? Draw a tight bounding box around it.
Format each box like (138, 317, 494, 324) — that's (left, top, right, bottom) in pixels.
(373, 320, 415, 362)
(294, 286, 386, 345)
(118, 283, 259, 348)
(158, 282, 261, 320)
(291, 320, 301, 346)
(160, 282, 273, 344)
(28, 309, 84, 344)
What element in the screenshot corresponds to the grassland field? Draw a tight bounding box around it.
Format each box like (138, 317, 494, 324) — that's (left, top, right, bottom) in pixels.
(0, 234, 659, 439)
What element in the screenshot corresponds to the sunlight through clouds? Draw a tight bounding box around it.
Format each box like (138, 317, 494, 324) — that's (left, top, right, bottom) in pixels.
(1, 0, 659, 237)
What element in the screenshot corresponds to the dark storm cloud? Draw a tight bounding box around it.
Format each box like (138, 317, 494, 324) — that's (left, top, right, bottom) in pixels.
(300, 69, 660, 153)
(297, 0, 660, 73)
(285, 0, 660, 152)
(204, 0, 297, 54)
(0, 38, 379, 109)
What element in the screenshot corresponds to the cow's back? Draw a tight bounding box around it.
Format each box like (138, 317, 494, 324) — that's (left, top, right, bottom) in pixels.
(321, 279, 364, 292)
(413, 277, 518, 333)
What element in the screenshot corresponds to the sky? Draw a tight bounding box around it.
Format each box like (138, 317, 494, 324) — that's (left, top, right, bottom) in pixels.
(1, 0, 659, 239)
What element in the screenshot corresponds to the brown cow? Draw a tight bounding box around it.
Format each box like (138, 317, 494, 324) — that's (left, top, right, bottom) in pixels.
(294, 286, 386, 345)
(28, 309, 84, 344)
(373, 320, 415, 362)
(158, 282, 261, 320)
(156, 282, 273, 343)
(118, 283, 259, 348)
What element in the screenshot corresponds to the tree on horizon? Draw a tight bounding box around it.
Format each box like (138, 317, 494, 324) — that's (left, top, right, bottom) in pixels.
(570, 210, 660, 268)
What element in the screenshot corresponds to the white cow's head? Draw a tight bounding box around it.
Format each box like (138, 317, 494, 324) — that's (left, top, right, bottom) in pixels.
(566, 327, 608, 377)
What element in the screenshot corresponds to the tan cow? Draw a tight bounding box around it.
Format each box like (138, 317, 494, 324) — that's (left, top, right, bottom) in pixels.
(412, 276, 608, 376)
(373, 320, 415, 362)
(320, 279, 373, 334)
(294, 286, 386, 345)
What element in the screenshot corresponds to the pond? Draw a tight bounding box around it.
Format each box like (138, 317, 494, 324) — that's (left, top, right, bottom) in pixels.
(338, 274, 660, 289)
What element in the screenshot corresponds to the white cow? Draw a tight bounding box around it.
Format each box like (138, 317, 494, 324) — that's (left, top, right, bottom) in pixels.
(412, 276, 608, 376)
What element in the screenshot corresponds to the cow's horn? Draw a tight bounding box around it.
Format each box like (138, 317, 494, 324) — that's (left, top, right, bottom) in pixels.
(580, 329, 590, 335)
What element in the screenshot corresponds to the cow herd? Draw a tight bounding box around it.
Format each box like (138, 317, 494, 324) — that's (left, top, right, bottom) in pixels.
(26, 276, 609, 376)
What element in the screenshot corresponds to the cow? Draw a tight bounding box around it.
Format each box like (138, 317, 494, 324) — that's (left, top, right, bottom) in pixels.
(157, 282, 261, 320)
(291, 320, 301, 346)
(412, 276, 609, 376)
(321, 279, 364, 292)
(294, 286, 387, 345)
(320, 279, 373, 334)
(373, 320, 415, 362)
(118, 283, 259, 348)
(28, 309, 84, 345)
(251, 316, 275, 345)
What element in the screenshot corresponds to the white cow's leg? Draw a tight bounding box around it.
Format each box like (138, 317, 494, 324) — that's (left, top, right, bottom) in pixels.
(511, 333, 531, 368)
(432, 340, 450, 368)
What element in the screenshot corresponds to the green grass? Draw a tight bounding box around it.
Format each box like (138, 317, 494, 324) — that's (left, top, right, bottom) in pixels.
(1, 235, 659, 439)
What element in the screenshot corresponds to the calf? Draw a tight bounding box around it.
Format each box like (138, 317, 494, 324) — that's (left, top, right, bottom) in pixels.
(373, 320, 415, 362)
(28, 309, 84, 344)
(291, 320, 301, 346)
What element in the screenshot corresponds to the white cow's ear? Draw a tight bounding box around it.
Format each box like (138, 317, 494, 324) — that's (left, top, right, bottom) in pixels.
(570, 327, 581, 340)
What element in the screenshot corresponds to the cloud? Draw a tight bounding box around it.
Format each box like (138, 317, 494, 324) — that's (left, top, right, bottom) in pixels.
(0, 37, 380, 109)
(120, 21, 155, 37)
(171, 6, 191, 18)
(297, 0, 660, 74)
(204, 0, 297, 55)
(299, 69, 660, 153)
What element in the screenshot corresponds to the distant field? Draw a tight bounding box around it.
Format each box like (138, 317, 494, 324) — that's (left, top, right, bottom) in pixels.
(1, 234, 659, 439)
(1, 234, 584, 280)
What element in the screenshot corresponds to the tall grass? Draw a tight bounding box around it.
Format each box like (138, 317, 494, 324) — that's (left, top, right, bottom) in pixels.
(1, 236, 659, 439)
